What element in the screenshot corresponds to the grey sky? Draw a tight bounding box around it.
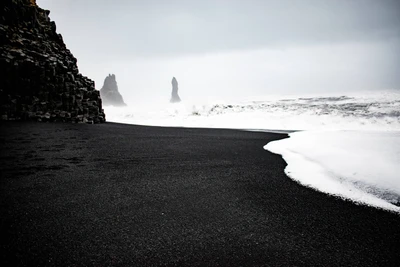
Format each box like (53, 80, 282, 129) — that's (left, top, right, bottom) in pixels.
(37, 0, 400, 103)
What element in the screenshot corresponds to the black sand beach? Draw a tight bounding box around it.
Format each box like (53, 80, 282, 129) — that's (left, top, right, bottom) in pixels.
(1, 122, 399, 266)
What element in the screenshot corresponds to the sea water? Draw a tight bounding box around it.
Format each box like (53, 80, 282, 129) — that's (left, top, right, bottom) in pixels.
(104, 90, 400, 212)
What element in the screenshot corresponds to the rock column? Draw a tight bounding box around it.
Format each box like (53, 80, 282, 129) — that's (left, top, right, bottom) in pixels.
(170, 77, 181, 103)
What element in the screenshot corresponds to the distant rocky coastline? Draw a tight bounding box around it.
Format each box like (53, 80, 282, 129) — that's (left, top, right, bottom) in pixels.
(99, 74, 126, 106)
(170, 77, 181, 103)
(0, 0, 105, 123)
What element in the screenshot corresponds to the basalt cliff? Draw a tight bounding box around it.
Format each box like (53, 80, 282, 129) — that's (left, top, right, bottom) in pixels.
(0, 0, 105, 123)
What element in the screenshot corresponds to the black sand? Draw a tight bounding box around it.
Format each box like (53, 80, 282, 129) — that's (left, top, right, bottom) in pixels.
(1, 122, 399, 266)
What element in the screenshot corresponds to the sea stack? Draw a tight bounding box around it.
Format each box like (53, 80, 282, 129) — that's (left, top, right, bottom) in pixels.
(0, 0, 105, 123)
(99, 74, 126, 106)
(170, 77, 181, 103)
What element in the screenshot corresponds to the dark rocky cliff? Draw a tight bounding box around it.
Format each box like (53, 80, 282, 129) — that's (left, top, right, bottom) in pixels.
(0, 0, 105, 123)
(100, 74, 126, 106)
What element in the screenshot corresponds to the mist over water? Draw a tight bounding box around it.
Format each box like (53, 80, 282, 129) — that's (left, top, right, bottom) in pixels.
(81, 43, 400, 103)
(37, 0, 400, 102)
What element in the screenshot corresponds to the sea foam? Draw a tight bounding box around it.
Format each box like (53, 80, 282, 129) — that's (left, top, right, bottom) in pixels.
(105, 90, 400, 131)
(265, 130, 400, 213)
(105, 90, 400, 212)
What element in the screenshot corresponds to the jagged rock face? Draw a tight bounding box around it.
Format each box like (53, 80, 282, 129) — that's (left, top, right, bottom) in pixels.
(0, 0, 105, 123)
(170, 77, 181, 103)
(99, 74, 126, 106)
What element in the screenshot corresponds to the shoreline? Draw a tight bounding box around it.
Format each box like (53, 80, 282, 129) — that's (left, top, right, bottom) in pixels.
(1, 121, 399, 266)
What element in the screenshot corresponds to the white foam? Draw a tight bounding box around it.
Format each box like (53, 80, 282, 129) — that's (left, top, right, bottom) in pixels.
(265, 130, 400, 213)
(104, 90, 400, 212)
(104, 90, 400, 131)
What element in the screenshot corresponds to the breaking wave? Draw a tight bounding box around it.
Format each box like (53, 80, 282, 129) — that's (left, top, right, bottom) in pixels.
(105, 89, 400, 212)
(105, 90, 400, 131)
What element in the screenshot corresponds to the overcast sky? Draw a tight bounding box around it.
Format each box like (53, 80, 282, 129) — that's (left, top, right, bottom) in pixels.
(37, 0, 400, 103)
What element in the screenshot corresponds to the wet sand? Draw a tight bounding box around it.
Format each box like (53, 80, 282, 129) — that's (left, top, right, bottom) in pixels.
(1, 122, 399, 266)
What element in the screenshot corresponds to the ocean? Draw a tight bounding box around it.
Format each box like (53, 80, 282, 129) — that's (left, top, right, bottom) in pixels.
(105, 90, 400, 213)
(105, 90, 400, 131)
